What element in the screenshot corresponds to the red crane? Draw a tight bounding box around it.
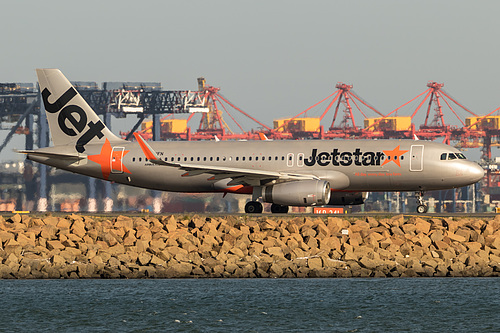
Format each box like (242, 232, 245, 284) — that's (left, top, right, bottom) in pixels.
(271, 82, 385, 140)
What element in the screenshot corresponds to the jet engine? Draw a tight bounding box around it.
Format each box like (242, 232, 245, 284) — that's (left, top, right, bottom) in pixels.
(262, 180, 331, 206)
(328, 192, 367, 205)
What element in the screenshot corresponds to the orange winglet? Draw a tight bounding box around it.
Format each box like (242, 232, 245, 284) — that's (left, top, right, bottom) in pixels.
(133, 132, 157, 160)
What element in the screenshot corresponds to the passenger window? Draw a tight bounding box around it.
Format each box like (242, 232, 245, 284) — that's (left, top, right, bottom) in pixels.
(255, 156, 259, 161)
(197, 157, 200, 161)
(282, 156, 285, 161)
(242, 157, 245, 161)
(204, 157, 207, 161)
(210, 157, 213, 161)
(275, 156, 278, 161)
(190, 157, 194, 161)
(132, 157, 135, 162)
(297, 153, 304, 167)
(177, 157, 180, 161)
(448, 153, 457, 160)
(268, 156, 272, 161)
(184, 157, 187, 161)
(440, 153, 447, 160)
(249, 157, 252, 161)
(236, 157, 239, 161)
(217, 157, 220, 161)
(139, 157, 142, 162)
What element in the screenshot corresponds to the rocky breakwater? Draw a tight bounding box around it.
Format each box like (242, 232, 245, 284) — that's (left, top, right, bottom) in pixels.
(0, 213, 499, 278)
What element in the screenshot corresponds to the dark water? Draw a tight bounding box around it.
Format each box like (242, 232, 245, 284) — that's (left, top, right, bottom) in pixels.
(0, 278, 498, 332)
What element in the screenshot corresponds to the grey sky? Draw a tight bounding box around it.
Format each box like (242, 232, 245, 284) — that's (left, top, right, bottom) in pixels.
(2, 0, 500, 160)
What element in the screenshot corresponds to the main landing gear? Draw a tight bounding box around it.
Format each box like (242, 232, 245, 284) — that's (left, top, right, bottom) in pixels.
(245, 201, 263, 213)
(245, 187, 290, 214)
(244, 201, 290, 214)
(271, 203, 289, 214)
(415, 191, 428, 214)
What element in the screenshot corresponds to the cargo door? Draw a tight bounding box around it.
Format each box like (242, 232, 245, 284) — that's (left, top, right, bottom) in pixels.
(111, 147, 125, 173)
(410, 145, 424, 172)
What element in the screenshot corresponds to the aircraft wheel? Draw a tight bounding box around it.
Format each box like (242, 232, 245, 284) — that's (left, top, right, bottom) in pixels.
(245, 201, 263, 214)
(416, 205, 428, 214)
(271, 203, 289, 214)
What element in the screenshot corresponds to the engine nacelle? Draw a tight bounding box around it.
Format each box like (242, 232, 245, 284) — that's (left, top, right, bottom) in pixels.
(262, 180, 331, 206)
(328, 192, 367, 206)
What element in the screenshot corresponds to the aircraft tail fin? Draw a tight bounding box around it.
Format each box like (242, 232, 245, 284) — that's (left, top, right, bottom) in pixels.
(36, 69, 125, 153)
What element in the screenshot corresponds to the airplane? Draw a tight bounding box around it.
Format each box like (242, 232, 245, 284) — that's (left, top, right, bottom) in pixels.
(19, 69, 484, 214)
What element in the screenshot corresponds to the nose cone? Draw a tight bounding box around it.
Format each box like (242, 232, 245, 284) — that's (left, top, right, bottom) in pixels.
(468, 163, 484, 183)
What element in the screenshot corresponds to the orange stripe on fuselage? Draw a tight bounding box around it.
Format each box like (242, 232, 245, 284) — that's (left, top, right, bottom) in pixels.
(215, 185, 253, 194)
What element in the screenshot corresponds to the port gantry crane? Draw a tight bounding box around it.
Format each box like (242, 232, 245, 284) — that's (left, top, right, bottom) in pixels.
(127, 77, 271, 141)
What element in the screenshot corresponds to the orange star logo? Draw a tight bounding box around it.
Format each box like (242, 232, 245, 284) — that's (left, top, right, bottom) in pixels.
(381, 145, 408, 167)
(88, 139, 131, 180)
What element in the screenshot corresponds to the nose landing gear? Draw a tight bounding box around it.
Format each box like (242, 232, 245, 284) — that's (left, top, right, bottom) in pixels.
(415, 191, 428, 214)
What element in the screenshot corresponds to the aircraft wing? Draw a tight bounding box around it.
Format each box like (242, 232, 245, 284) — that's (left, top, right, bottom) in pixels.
(151, 158, 319, 185)
(133, 133, 319, 186)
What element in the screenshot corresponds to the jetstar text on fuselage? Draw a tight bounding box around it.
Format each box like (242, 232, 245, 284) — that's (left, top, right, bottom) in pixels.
(304, 148, 388, 167)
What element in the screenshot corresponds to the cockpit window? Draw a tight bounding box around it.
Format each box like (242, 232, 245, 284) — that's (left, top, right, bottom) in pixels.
(441, 152, 467, 160)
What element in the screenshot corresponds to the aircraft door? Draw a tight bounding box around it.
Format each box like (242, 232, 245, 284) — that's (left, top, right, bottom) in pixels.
(410, 145, 424, 171)
(111, 147, 125, 173)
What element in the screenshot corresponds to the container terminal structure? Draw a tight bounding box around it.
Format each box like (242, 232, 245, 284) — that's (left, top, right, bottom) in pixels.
(0, 77, 498, 213)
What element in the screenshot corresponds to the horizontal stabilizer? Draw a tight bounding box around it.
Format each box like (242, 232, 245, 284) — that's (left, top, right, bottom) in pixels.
(16, 150, 84, 160)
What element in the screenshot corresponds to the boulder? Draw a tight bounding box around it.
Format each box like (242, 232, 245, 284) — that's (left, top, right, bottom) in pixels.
(70, 220, 87, 239)
(46, 240, 65, 251)
(260, 219, 278, 230)
(123, 231, 137, 246)
(300, 226, 316, 238)
(448, 233, 467, 243)
(136, 227, 152, 242)
(490, 237, 500, 250)
(43, 216, 59, 226)
(229, 247, 245, 258)
(348, 232, 363, 247)
(57, 219, 72, 230)
(166, 263, 193, 278)
(286, 223, 300, 235)
(137, 252, 152, 266)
